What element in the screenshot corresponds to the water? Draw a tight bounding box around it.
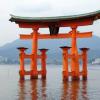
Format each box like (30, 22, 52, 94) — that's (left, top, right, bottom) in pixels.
(0, 64, 100, 100)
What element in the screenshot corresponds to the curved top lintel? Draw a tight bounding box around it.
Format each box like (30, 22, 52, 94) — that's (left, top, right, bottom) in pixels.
(10, 10, 100, 23)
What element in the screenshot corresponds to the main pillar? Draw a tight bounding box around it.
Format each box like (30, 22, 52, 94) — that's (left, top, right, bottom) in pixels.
(71, 26, 80, 80)
(31, 27, 39, 79)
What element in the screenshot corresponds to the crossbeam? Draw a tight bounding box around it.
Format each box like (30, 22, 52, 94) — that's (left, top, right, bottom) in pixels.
(20, 34, 32, 39)
(38, 33, 71, 39)
(77, 32, 92, 38)
(20, 32, 92, 39)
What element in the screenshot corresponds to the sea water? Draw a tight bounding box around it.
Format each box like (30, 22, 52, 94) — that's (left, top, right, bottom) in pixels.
(0, 64, 100, 100)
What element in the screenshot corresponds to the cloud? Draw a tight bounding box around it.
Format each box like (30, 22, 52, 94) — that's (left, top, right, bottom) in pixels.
(0, 0, 100, 46)
(14, 3, 51, 16)
(11, 0, 100, 17)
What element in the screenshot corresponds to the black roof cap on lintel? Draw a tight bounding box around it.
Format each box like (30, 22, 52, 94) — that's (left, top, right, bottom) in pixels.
(9, 10, 100, 23)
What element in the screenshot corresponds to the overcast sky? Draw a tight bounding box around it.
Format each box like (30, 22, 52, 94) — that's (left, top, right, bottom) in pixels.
(0, 0, 100, 46)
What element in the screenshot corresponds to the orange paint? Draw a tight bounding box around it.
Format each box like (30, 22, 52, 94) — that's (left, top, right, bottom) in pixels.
(60, 46, 71, 80)
(20, 32, 92, 40)
(80, 48, 89, 80)
(17, 47, 28, 80)
(71, 26, 80, 80)
(17, 21, 92, 81)
(39, 49, 48, 79)
(31, 27, 39, 79)
(18, 19, 93, 28)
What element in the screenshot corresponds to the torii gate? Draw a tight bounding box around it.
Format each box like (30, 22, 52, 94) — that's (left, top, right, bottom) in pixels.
(10, 10, 100, 81)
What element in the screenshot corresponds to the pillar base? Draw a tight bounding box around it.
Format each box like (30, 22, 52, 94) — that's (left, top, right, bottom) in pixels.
(42, 75, 46, 79)
(41, 70, 46, 79)
(30, 75, 38, 79)
(62, 71, 68, 81)
(19, 70, 25, 80)
(72, 76, 80, 81)
(82, 76, 87, 80)
(63, 77, 68, 81)
(20, 76, 25, 80)
(30, 70, 38, 79)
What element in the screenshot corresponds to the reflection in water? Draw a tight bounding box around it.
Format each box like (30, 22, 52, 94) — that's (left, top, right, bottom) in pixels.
(61, 80, 89, 100)
(81, 81, 89, 100)
(30, 79, 47, 100)
(18, 79, 47, 100)
(30, 79, 38, 100)
(18, 80, 26, 100)
(18, 79, 88, 100)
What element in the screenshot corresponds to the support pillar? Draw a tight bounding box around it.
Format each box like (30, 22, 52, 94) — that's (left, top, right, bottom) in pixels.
(17, 47, 28, 80)
(31, 27, 39, 79)
(60, 46, 71, 81)
(80, 48, 89, 80)
(71, 26, 80, 80)
(39, 49, 48, 79)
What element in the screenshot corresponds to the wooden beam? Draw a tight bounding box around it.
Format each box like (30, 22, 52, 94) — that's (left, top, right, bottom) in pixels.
(20, 33, 71, 39)
(17, 18, 93, 28)
(24, 54, 41, 59)
(24, 54, 32, 58)
(20, 32, 92, 40)
(38, 33, 71, 39)
(25, 71, 31, 75)
(77, 32, 92, 38)
(37, 55, 42, 59)
(38, 71, 42, 74)
(20, 34, 32, 39)
(68, 54, 82, 58)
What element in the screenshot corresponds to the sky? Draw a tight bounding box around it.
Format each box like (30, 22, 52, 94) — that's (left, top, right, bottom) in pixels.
(0, 0, 100, 46)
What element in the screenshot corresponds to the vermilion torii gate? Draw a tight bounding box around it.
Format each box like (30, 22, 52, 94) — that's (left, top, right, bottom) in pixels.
(10, 10, 100, 80)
